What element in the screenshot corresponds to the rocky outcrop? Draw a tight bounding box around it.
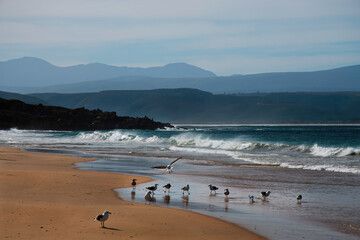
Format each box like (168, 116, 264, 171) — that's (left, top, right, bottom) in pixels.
(0, 98, 173, 131)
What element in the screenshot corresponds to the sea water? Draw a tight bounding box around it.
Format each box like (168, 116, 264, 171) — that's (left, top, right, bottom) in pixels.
(1, 125, 359, 239)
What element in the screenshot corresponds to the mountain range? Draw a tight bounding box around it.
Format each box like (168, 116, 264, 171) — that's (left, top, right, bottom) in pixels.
(1, 57, 359, 94)
(0, 56, 216, 90)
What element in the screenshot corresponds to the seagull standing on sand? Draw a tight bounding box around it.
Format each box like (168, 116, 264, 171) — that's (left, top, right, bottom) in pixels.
(166, 157, 183, 173)
(131, 179, 137, 188)
(163, 183, 172, 193)
(208, 184, 219, 193)
(224, 188, 230, 197)
(261, 191, 271, 200)
(181, 184, 190, 195)
(146, 184, 159, 194)
(94, 210, 111, 228)
(297, 194, 302, 203)
(248, 195, 255, 203)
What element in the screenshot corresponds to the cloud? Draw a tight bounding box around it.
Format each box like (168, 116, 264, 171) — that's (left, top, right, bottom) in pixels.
(1, 0, 359, 20)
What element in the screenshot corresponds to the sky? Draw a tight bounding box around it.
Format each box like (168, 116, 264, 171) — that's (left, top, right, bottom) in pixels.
(0, 0, 360, 76)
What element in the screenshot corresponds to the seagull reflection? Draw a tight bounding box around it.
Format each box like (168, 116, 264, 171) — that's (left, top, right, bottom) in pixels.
(224, 197, 229, 212)
(209, 192, 216, 197)
(131, 189, 136, 200)
(163, 195, 171, 204)
(182, 195, 189, 207)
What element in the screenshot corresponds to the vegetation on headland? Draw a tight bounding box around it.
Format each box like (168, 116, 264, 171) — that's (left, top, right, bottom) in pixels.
(0, 98, 172, 131)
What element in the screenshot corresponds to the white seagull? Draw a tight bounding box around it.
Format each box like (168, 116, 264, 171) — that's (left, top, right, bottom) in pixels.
(297, 194, 302, 203)
(152, 157, 183, 173)
(163, 183, 172, 193)
(261, 191, 271, 200)
(181, 184, 190, 195)
(131, 179, 137, 188)
(166, 157, 183, 173)
(145, 190, 154, 201)
(146, 184, 159, 194)
(248, 195, 255, 203)
(94, 210, 111, 228)
(208, 184, 218, 193)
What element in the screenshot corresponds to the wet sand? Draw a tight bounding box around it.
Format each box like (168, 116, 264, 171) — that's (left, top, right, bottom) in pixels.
(0, 147, 265, 240)
(77, 153, 359, 239)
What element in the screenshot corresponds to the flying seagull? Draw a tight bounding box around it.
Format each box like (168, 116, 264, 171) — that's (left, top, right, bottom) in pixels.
(297, 194, 302, 203)
(163, 183, 172, 193)
(224, 188, 230, 196)
(146, 184, 159, 194)
(208, 184, 218, 193)
(94, 210, 111, 228)
(152, 157, 183, 173)
(181, 184, 190, 195)
(166, 156, 183, 173)
(131, 179, 137, 188)
(248, 195, 255, 203)
(261, 191, 271, 200)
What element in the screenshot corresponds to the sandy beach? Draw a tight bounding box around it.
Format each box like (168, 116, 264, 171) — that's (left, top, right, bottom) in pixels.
(0, 146, 265, 240)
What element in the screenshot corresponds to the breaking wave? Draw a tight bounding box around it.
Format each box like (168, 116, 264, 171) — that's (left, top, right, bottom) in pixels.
(169, 133, 360, 157)
(296, 144, 360, 157)
(76, 130, 163, 143)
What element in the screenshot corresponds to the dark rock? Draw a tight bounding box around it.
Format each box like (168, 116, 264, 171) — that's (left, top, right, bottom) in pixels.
(0, 98, 173, 131)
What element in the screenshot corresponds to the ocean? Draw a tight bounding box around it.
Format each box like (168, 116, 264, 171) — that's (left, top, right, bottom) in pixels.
(1, 125, 359, 239)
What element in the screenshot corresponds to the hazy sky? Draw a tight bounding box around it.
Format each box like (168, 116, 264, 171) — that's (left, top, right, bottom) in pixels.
(0, 0, 359, 75)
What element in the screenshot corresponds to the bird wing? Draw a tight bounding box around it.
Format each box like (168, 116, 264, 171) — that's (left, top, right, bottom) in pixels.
(95, 214, 103, 221)
(169, 156, 183, 166)
(152, 165, 167, 169)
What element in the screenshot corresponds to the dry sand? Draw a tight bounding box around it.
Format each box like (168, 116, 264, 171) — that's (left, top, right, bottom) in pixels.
(0, 146, 265, 240)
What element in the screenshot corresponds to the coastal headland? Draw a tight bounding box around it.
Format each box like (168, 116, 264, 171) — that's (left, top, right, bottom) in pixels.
(0, 146, 265, 239)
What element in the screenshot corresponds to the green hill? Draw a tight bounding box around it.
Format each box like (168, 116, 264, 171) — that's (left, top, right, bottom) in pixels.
(26, 89, 360, 123)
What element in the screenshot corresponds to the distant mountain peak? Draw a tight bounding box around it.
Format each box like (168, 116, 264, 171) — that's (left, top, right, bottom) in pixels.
(7, 56, 53, 65)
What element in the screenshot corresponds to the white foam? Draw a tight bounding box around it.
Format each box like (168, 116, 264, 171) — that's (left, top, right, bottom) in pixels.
(280, 163, 360, 174)
(76, 130, 164, 144)
(310, 144, 360, 157)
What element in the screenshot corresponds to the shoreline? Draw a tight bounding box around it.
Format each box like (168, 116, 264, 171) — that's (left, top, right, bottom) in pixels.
(173, 123, 360, 126)
(0, 146, 265, 240)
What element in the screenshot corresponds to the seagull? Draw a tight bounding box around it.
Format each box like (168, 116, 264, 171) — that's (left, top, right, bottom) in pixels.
(297, 194, 302, 203)
(181, 184, 190, 195)
(248, 195, 255, 203)
(224, 188, 230, 196)
(146, 184, 159, 194)
(151, 157, 183, 173)
(166, 157, 183, 173)
(94, 210, 111, 228)
(145, 190, 156, 202)
(131, 179, 137, 188)
(208, 184, 218, 193)
(163, 183, 172, 193)
(261, 191, 271, 200)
